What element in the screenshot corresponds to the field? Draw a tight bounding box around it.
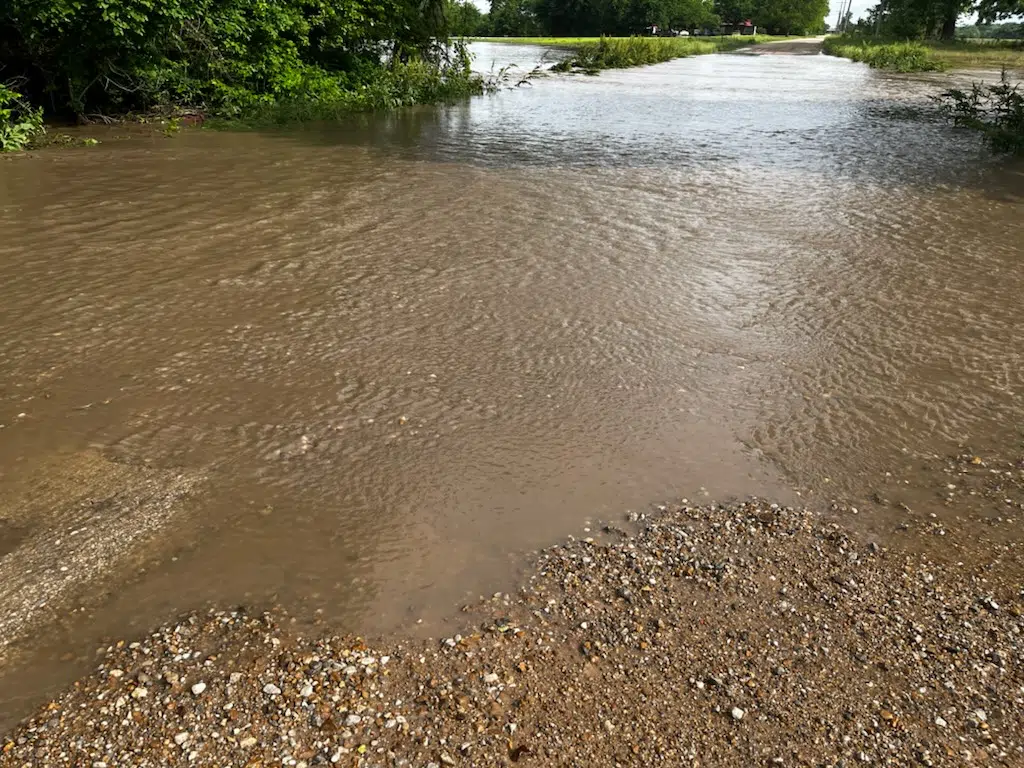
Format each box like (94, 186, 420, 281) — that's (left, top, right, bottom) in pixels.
(824, 34, 1024, 72)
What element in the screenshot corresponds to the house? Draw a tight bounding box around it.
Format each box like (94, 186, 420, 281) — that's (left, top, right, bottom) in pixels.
(721, 20, 757, 35)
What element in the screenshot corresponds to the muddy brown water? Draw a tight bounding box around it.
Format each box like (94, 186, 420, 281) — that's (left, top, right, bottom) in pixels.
(0, 43, 1022, 727)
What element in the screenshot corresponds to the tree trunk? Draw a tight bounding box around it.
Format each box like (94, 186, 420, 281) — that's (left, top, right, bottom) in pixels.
(939, 11, 956, 40)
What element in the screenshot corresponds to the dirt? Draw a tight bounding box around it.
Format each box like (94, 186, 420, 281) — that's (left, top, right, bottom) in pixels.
(2, 449, 1021, 767)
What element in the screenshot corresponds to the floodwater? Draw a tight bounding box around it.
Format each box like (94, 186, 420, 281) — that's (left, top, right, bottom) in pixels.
(0, 42, 1022, 726)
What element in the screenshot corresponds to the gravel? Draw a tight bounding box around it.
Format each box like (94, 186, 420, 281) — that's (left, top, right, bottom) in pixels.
(1, 449, 1022, 767)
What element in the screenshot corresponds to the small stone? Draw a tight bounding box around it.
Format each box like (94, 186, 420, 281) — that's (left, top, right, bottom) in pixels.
(344, 714, 362, 726)
(300, 684, 314, 697)
(731, 707, 745, 721)
(263, 683, 282, 696)
(935, 716, 948, 728)
(440, 753, 456, 766)
(131, 687, 148, 700)
(974, 709, 987, 722)
(229, 672, 243, 684)
(191, 682, 207, 696)
(240, 736, 257, 748)
(174, 732, 190, 746)
(604, 719, 615, 733)
(483, 673, 499, 684)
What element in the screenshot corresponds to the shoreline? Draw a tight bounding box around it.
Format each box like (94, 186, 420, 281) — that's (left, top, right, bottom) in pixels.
(3, 449, 1021, 766)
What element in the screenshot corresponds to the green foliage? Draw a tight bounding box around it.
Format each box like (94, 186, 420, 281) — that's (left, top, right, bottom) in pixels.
(0, 0, 461, 119)
(489, 0, 542, 35)
(957, 22, 1024, 39)
(934, 71, 1024, 154)
(550, 34, 771, 70)
(447, 0, 486, 35)
(0, 83, 45, 151)
(823, 35, 944, 70)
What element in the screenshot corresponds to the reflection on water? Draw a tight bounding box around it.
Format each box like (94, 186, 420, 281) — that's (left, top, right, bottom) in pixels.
(0, 43, 1021, 728)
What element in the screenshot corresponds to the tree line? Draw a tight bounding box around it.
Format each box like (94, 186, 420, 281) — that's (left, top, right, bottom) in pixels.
(447, 0, 830, 36)
(850, 0, 1022, 39)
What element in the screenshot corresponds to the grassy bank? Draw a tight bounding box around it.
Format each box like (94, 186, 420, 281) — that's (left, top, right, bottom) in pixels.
(824, 34, 1024, 72)
(546, 35, 786, 72)
(822, 36, 943, 71)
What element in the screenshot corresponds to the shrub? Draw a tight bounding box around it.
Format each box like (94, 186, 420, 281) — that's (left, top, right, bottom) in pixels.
(934, 71, 1024, 154)
(0, 83, 44, 151)
(823, 36, 943, 72)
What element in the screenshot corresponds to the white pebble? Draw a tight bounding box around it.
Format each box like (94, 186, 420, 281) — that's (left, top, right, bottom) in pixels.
(174, 732, 190, 746)
(345, 714, 362, 726)
(131, 687, 148, 700)
(731, 707, 745, 721)
(935, 716, 948, 728)
(483, 673, 500, 684)
(300, 684, 314, 697)
(263, 683, 282, 696)
(191, 682, 207, 696)
(240, 736, 257, 748)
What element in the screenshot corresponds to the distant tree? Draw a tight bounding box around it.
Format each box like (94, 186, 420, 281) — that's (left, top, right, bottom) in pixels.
(489, 0, 542, 34)
(448, 0, 486, 34)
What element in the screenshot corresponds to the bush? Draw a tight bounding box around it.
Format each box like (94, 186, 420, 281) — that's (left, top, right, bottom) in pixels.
(823, 35, 943, 72)
(0, 0, 457, 119)
(551, 36, 757, 72)
(0, 83, 44, 151)
(934, 71, 1024, 154)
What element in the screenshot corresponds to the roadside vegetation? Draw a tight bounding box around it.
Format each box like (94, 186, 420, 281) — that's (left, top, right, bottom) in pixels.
(822, 36, 944, 71)
(824, 34, 1024, 71)
(0, 0, 486, 147)
(550, 34, 783, 71)
(934, 72, 1024, 153)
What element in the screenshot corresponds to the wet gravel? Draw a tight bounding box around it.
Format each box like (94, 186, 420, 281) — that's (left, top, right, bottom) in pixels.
(2, 450, 1022, 767)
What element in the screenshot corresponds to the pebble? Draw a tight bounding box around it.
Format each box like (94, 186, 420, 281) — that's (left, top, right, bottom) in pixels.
(191, 682, 207, 696)
(263, 683, 282, 696)
(173, 732, 190, 746)
(239, 736, 257, 748)
(731, 707, 745, 721)
(935, 716, 948, 728)
(344, 714, 362, 726)
(299, 683, 314, 697)
(130, 687, 147, 700)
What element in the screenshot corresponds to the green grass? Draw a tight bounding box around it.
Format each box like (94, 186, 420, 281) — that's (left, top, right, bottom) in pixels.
(505, 35, 793, 72)
(824, 34, 1024, 72)
(922, 39, 1024, 70)
(822, 36, 942, 72)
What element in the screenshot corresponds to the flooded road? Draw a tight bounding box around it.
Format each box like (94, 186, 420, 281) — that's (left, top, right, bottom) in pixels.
(0, 44, 1022, 725)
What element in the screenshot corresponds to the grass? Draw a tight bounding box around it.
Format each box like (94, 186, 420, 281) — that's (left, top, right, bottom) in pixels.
(822, 36, 942, 72)
(922, 39, 1024, 70)
(824, 34, 1024, 72)
(494, 35, 795, 72)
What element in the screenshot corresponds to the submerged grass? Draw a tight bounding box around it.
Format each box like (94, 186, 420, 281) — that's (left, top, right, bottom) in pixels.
(824, 35, 1024, 72)
(549, 35, 785, 72)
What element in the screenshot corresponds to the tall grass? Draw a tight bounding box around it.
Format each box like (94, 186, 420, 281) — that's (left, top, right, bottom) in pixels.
(823, 36, 942, 72)
(550, 36, 765, 72)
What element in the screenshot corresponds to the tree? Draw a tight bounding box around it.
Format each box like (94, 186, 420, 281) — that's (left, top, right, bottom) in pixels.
(448, 0, 485, 34)
(489, 0, 542, 34)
